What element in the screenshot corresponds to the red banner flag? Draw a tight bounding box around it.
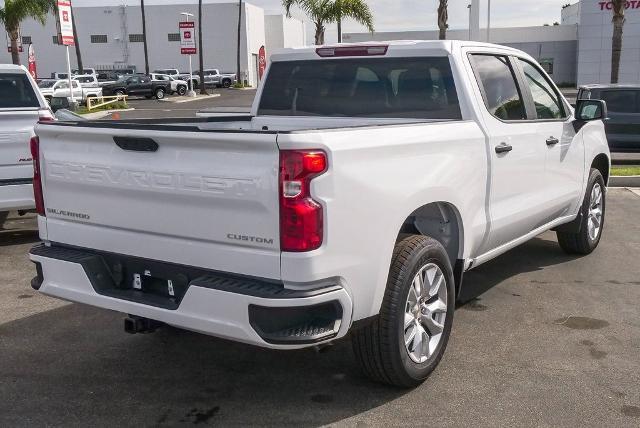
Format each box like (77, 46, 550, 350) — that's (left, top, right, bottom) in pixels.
(28, 44, 37, 79)
(258, 46, 266, 80)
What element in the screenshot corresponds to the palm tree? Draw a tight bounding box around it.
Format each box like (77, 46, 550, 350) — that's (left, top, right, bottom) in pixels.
(141, 0, 150, 75)
(198, 0, 208, 94)
(283, 0, 374, 46)
(610, 0, 625, 84)
(236, 0, 242, 86)
(0, 0, 54, 65)
(437, 0, 448, 40)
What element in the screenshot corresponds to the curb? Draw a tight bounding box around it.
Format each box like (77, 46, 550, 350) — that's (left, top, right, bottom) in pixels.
(81, 108, 135, 120)
(160, 94, 221, 104)
(610, 175, 640, 188)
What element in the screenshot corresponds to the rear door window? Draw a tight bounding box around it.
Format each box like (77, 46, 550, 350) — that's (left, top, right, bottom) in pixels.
(0, 73, 39, 108)
(470, 54, 526, 121)
(259, 57, 462, 120)
(601, 90, 640, 113)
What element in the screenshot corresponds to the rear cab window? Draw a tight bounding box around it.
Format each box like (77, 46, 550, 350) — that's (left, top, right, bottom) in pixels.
(0, 73, 40, 108)
(258, 57, 462, 120)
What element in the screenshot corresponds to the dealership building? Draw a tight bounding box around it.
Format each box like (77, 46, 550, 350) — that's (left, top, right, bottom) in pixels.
(345, 0, 640, 86)
(0, 0, 306, 87)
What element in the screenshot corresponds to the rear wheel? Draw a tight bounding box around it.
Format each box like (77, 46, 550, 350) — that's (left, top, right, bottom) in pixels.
(177, 85, 187, 96)
(155, 88, 166, 100)
(0, 211, 9, 229)
(557, 168, 606, 254)
(222, 79, 231, 88)
(351, 235, 455, 387)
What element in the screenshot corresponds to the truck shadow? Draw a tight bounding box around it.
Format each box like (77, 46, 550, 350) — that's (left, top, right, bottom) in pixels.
(0, 304, 404, 426)
(0, 234, 576, 426)
(458, 234, 575, 305)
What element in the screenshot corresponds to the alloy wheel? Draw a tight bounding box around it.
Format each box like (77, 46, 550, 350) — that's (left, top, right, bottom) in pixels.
(404, 263, 448, 364)
(587, 182, 603, 241)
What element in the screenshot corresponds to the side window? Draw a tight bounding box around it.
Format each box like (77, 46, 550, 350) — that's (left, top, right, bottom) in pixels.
(517, 59, 566, 120)
(600, 90, 640, 113)
(471, 54, 526, 121)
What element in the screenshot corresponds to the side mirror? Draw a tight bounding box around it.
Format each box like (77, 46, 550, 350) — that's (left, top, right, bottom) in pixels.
(575, 99, 607, 122)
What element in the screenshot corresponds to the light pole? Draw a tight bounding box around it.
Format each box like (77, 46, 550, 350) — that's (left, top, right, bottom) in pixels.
(181, 11, 196, 97)
(487, 0, 491, 43)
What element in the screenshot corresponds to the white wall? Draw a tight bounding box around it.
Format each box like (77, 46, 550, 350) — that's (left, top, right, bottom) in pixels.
(577, 0, 640, 85)
(343, 24, 578, 45)
(265, 14, 306, 57)
(562, 3, 581, 25)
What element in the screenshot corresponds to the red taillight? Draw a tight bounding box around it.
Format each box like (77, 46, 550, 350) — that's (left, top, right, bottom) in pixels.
(30, 136, 45, 216)
(279, 150, 327, 252)
(315, 45, 388, 57)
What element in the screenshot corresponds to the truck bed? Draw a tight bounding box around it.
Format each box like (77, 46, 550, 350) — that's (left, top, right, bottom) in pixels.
(51, 114, 452, 133)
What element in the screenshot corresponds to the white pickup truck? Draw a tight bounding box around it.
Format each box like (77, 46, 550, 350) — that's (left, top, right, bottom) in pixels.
(0, 64, 53, 228)
(38, 79, 102, 104)
(30, 41, 610, 387)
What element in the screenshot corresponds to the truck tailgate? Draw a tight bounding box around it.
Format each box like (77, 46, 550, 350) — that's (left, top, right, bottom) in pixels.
(35, 124, 281, 280)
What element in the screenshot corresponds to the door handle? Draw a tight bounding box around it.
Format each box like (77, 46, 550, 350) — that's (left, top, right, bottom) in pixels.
(546, 137, 560, 146)
(495, 143, 513, 154)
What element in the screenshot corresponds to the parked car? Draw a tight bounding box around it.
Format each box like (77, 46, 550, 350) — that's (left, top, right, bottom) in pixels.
(101, 75, 169, 99)
(153, 68, 199, 89)
(72, 67, 97, 76)
(50, 72, 69, 80)
(578, 84, 640, 151)
(0, 64, 53, 228)
(150, 73, 188, 96)
(201, 69, 237, 88)
(73, 74, 101, 88)
(37, 79, 102, 104)
(30, 41, 610, 387)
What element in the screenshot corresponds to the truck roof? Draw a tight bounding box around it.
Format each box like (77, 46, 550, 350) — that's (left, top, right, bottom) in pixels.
(270, 40, 531, 61)
(0, 64, 28, 73)
(580, 83, 640, 90)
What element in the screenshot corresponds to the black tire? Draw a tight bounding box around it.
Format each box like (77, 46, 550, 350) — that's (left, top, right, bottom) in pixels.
(0, 211, 8, 229)
(351, 235, 455, 387)
(557, 168, 606, 255)
(177, 85, 187, 96)
(155, 88, 165, 100)
(222, 79, 231, 88)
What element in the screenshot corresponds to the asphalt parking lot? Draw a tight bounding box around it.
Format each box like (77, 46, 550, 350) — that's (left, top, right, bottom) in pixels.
(102, 89, 256, 120)
(1, 188, 639, 427)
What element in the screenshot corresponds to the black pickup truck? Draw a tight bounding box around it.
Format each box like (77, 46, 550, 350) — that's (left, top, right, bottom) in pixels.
(101, 75, 169, 99)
